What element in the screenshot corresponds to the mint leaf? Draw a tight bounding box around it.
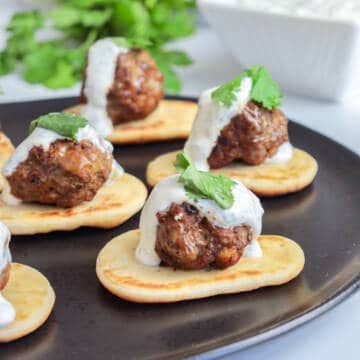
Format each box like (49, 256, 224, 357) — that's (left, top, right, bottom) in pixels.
(29, 113, 88, 139)
(212, 65, 283, 110)
(174, 152, 236, 209)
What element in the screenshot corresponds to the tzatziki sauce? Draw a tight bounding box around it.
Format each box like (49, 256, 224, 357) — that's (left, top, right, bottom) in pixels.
(136, 175, 264, 266)
(265, 141, 293, 164)
(184, 78, 293, 169)
(81, 39, 128, 137)
(184, 77, 252, 171)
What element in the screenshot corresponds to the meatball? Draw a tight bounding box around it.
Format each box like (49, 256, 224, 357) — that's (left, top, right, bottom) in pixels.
(80, 49, 164, 124)
(6, 139, 112, 208)
(155, 202, 252, 270)
(208, 101, 289, 168)
(0, 264, 10, 291)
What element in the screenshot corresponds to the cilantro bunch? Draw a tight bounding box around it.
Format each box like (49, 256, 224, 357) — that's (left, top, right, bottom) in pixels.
(175, 152, 236, 209)
(0, 0, 196, 93)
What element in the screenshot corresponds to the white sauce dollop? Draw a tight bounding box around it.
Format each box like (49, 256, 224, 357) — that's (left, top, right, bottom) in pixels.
(184, 77, 252, 171)
(81, 39, 128, 137)
(185, 78, 293, 169)
(1, 125, 121, 206)
(265, 141, 293, 164)
(236, 0, 360, 20)
(136, 175, 264, 266)
(0, 222, 15, 328)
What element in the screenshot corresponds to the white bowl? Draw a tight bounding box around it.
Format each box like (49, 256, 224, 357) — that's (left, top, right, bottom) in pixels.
(198, 0, 360, 101)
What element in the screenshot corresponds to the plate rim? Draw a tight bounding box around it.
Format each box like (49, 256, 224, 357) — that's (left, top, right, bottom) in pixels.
(1, 95, 359, 359)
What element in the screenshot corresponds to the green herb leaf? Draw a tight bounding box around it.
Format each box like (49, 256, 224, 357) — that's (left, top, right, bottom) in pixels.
(7, 32, 38, 59)
(149, 48, 192, 93)
(6, 10, 44, 34)
(44, 61, 78, 89)
(174, 152, 236, 209)
(29, 113, 88, 139)
(211, 77, 242, 108)
(1, 1, 195, 91)
(51, 6, 82, 28)
(164, 50, 193, 66)
(111, 0, 150, 38)
(111, 36, 152, 49)
(80, 8, 113, 27)
(64, 0, 115, 9)
(0, 51, 15, 76)
(242, 65, 283, 109)
(212, 65, 283, 110)
(23, 45, 60, 84)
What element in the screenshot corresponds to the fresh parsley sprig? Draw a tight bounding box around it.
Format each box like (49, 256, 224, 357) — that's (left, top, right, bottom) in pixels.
(29, 113, 88, 140)
(174, 152, 236, 210)
(212, 65, 283, 110)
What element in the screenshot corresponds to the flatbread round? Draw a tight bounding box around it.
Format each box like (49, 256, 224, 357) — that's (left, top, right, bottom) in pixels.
(65, 99, 197, 144)
(0, 172, 147, 235)
(0, 263, 55, 342)
(146, 148, 318, 197)
(0, 132, 14, 192)
(96, 230, 305, 303)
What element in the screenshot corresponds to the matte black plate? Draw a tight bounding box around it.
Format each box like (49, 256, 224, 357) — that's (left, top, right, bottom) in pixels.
(0, 97, 359, 359)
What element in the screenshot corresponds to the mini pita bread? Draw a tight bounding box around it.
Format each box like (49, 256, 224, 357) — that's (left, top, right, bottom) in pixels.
(0, 172, 147, 235)
(96, 230, 305, 303)
(65, 99, 198, 144)
(146, 148, 318, 197)
(0, 263, 55, 342)
(0, 132, 14, 191)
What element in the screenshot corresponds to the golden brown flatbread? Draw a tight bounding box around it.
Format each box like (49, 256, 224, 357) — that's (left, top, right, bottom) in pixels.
(0, 263, 55, 342)
(146, 148, 318, 197)
(0, 172, 147, 235)
(64, 99, 197, 144)
(0, 132, 14, 192)
(96, 230, 305, 303)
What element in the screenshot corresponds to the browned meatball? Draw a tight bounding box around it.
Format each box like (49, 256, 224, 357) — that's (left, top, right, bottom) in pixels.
(208, 101, 289, 168)
(0, 264, 10, 291)
(80, 49, 164, 124)
(155, 202, 252, 270)
(6, 139, 112, 208)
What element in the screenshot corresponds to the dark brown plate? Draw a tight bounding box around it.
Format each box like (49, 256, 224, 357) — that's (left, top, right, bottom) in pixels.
(0, 97, 359, 359)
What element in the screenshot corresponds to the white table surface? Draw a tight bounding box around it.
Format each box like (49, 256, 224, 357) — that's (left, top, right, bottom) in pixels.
(0, 18, 359, 359)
